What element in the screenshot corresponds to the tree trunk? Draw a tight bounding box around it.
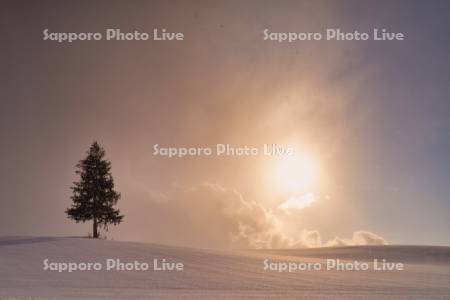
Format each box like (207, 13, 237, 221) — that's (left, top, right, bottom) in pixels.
(93, 217, 98, 238)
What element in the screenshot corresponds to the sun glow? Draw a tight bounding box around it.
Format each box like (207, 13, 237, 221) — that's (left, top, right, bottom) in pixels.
(272, 152, 320, 194)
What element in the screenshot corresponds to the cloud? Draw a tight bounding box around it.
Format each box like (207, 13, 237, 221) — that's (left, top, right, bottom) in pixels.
(148, 182, 301, 249)
(325, 230, 387, 247)
(278, 193, 316, 210)
(143, 183, 387, 249)
(351, 230, 388, 245)
(325, 236, 350, 247)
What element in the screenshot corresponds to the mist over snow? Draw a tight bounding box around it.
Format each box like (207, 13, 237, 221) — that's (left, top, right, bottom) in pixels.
(139, 183, 387, 249)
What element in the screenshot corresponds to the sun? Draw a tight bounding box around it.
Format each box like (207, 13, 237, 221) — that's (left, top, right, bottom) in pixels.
(271, 152, 320, 194)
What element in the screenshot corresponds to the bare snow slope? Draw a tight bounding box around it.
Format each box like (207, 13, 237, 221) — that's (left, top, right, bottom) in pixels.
(0, 237, 449, 299)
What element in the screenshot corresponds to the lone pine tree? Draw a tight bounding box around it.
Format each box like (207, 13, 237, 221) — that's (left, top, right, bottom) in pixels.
(66, 141, 124, 238)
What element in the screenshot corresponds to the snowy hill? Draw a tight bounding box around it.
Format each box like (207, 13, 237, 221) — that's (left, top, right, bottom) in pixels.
(0, 237, 449, 299)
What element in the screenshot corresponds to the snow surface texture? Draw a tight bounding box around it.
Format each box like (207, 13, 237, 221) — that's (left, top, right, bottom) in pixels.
(0, 237, 449, 299)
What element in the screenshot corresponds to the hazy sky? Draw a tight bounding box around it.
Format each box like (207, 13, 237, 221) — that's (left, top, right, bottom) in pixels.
(1, 0, 450, 248)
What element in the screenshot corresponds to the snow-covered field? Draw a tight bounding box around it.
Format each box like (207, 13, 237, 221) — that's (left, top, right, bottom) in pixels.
(0, 237, 449, 299)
